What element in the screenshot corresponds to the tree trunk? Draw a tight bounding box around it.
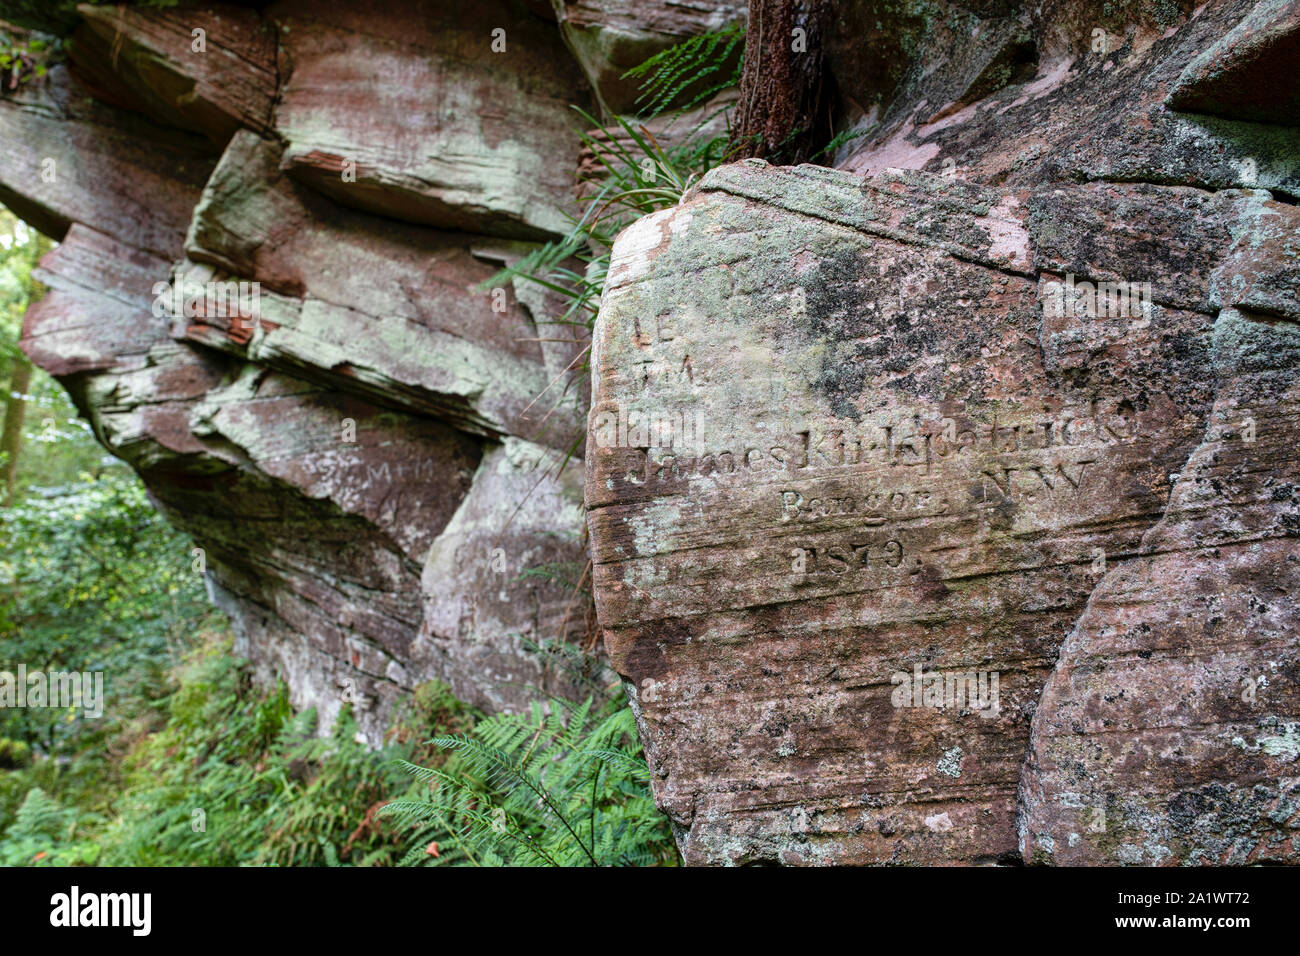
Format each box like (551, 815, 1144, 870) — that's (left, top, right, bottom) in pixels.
(1, 355, 31, 505)
(729, 0, 832, 165)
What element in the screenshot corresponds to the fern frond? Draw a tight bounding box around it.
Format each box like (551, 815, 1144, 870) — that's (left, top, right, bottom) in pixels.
(622, 22, 744, 117)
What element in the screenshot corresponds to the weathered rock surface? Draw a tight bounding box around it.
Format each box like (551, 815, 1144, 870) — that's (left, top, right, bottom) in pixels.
(1166, 0, 1300, 124)
(179, 131, 585, 446)
(589, 114, 1297, 862)
(271, 0, 590, 239)
(24, 222, 487, 741)
(68, 2, 277, 146)
(0, 61, 214, 255)
(5, 1, 633, 741)
(418, 437, 595, 714)
(837, 0, 1300, 198)
(587, 162, 1193, 863)
(5, 0, 1297, 865)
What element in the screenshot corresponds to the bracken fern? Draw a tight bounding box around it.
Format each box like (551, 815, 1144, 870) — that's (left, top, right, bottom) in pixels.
(382, 697, 676, 867)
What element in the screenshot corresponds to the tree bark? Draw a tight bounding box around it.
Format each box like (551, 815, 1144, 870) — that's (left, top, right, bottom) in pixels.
(1, 355, 31, 505)
(729, 0, 832, 165)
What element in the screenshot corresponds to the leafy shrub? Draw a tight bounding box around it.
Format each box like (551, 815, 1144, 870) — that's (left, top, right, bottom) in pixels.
(0, 737, 29, 768)
(0, 468, 217, 756)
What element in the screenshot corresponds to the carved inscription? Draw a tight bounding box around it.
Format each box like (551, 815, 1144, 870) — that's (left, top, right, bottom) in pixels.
(603, 292, 1158, 600)
(790, 539, 905, 576)
(596, 395, 1149, 589)
(599, 397, 1137, 483)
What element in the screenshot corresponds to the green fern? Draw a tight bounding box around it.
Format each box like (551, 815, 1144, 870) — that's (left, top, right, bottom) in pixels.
(622, 21, 744, 118)
(72, 639, 475, 867)
(0, 787, 102, 866)
(383, 697, 676, 867)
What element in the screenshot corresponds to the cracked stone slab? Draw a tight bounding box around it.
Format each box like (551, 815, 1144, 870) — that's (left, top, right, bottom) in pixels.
(416, 437, 598, 714)
(179, 131, 586, 449)
(584, 159, 1279, 865)
(1020, 308, 1300, 864)
(69, 2, 278, 146)
(22, 224, 177, 377)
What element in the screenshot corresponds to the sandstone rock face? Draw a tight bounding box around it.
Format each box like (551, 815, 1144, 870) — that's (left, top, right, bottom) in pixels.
(5, 0, 1297, 865)
(589, 162, 1198, 863)
(1165, 0, 1300, 123)
(418, 437, 593, 714)
(587, 0, 1300, 858)
(68, 3, 278, 146)
(272, 0, 590, 239)
(4, 1, 637, 742)
(179, 131, 584, 446)
(0, 61, 214, 255)
(836, 0, 1300, 199)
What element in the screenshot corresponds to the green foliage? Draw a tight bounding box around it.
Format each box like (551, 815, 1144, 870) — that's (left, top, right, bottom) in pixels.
(0, 633, 674, 868)
(481, 28, 743, 473)
(0, 736, 28, 768)
(0, 636, 484, 867)
(255, 683, 477, 867)
(103, 642, 296, 866)
(490, 106, 701, 326)
(813, 126, 874, 161)
(2, 209, 111, 499)
(383, 696, 677, 867)
(484, 25, 747, 310)
(1, 209, 41, 361)
(1, 206, 190, 836)
(0, 468, 216, 754)
(0, 27, 56, 88)
(0, 786, 102, 865)
(621, 20, 744, 117)
(99, 639, 476, 867)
